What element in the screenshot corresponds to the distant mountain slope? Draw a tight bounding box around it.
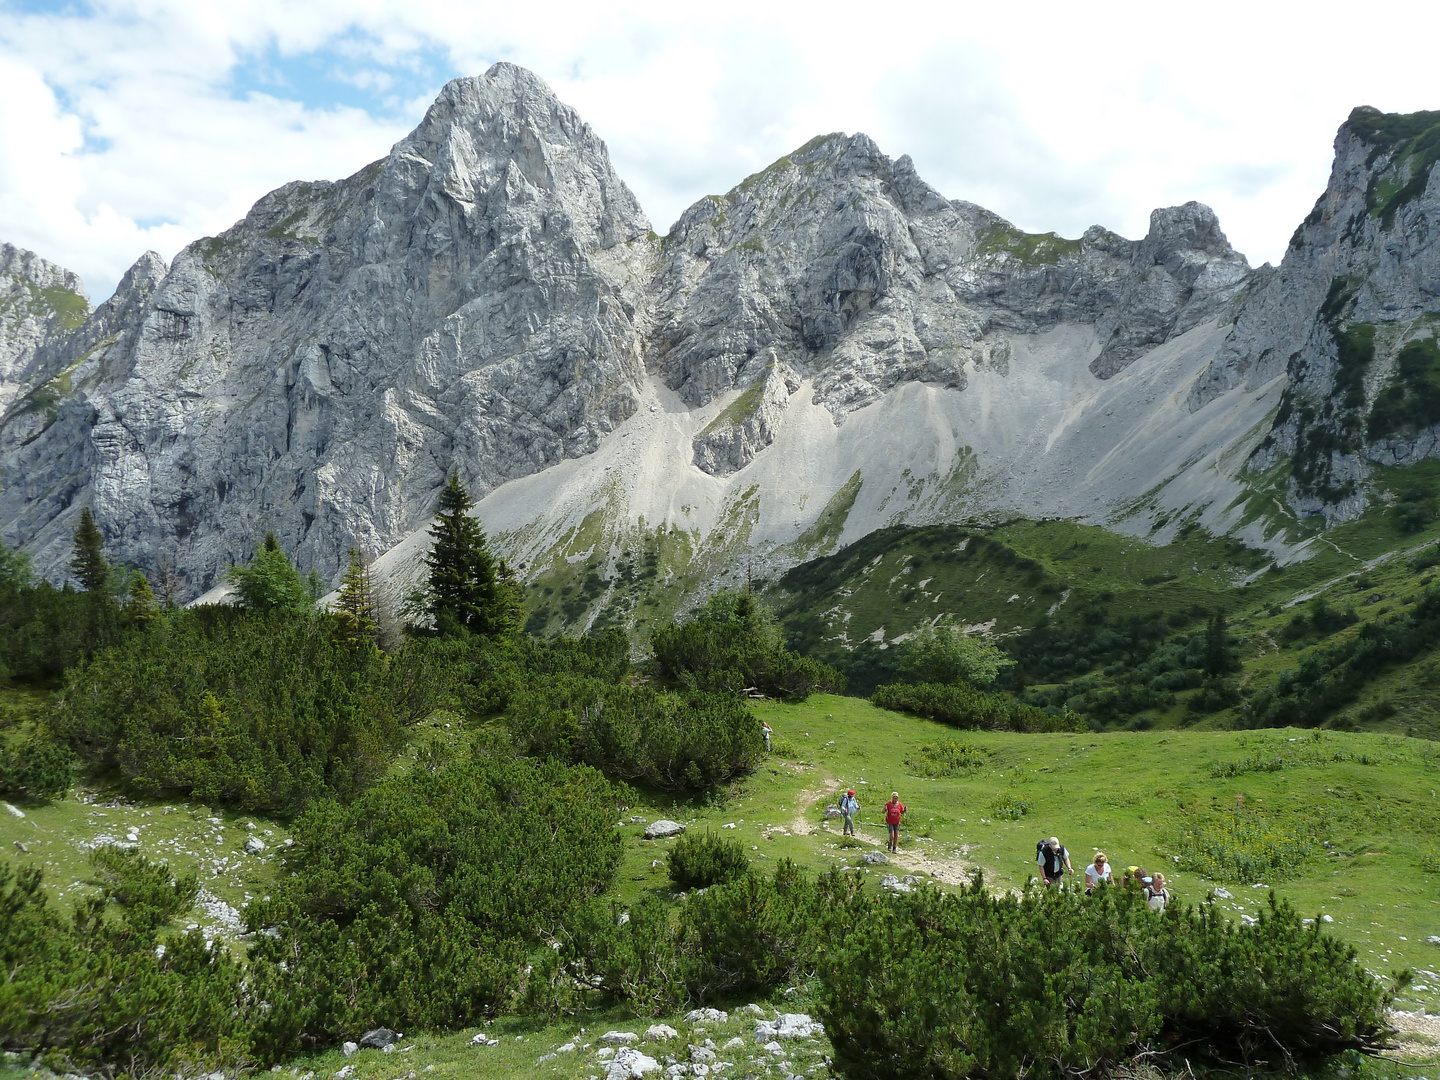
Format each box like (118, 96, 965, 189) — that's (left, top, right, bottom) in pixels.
(1, 71, 1438, 613)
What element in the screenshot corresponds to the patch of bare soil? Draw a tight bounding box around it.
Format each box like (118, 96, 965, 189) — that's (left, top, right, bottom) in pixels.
(777, 777, 993, 888)
(1385, 1010, 1440, 1061)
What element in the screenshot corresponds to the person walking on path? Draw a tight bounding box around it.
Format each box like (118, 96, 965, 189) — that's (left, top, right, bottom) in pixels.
(1084, 852, 1112, 894)
(884, 792, 906, 852)
(761, 720, 772, 752)
(1037, 836, 1072, 888)
(839, 789, 860, 837)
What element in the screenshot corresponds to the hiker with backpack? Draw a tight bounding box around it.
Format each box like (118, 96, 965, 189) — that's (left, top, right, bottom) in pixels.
(761, 720, 772, 751)
(1145, 872, 1171, 912)
(839, 789, 860, 837)
(1037, 836, 1072, 887)
(884, 792, 906, 852)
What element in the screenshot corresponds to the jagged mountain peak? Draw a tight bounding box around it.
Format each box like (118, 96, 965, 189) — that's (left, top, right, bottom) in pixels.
(2, 77, 1438, 609)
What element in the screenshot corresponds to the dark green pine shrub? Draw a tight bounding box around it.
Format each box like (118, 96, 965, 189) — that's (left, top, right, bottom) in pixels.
(243, 751, 623, 1059)
(652, 589, 844, 700)
(0, 858, 246, 1076)
(0, 734, 73, 801)
(871, 681, 1085, 733)
(816, 880, 1394, 1079)
(558, 861, 865, 1013)
(666, 831, 750, 890)
(51, 608, 436, 815)
(505, 675, 763, 792)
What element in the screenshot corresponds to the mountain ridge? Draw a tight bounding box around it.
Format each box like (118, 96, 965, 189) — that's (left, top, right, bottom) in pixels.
(0, 69, 1437, 616)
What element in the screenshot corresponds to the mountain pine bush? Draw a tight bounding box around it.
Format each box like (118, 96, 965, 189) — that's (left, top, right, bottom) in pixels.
(872, 681, 1084, 733)
(652, 589, 844, 699)
(0, 859, 247, 1077)
(52, 608, 431, 814)
(816, 878, 1393, 1079)
(243, 751, 623, 1057)
(666, 830, 750, 889)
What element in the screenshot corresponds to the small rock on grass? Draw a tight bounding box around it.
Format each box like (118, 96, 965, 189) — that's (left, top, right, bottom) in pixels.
(645, 1024, 678, 1041)
(601, 1030, 640, 1045)
(644, 820, 686, 840)
(341, 1042, 359, 1057)
(606, 1048, 660, 1079)
(755, 1015, 824, 1040)
(333, 1068, 354, 1079)
(1426, 935, 1440, 946)
(683, 1008, 728, 1024)
(359, 1028, 401, 1049)
(861, 851, 888, 866)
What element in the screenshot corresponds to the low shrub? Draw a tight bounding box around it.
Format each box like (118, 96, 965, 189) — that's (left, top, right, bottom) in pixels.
(652, 590, 844, 700)
(667, 831, 750, 890)
(816, 878, 1394, 1079)
(0, 734, 73, 801)
(904, 740, 990, 777)
(0, 859, 246, 1077)
(507, 677, 762, 791)
(52, 609, 433, 815)
(986, 791, 1030, 820)
(561, 862, 866, 1013)
(243, 751, 623, 1059)
(872, 682, 1084, 733)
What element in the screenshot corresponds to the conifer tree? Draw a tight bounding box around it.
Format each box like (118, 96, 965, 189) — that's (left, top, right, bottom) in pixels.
(334, 548, 380, 646)
(417, 473, 521, 638)
(227, 531, 312, 616)
(124, 574, 161, 628)
(1204, 610, 1238, 675)
(70, 508, 108, 593)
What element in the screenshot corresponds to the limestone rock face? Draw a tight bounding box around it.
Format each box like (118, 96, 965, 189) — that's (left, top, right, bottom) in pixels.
(652, 135, 1250, 436)
(690, 357, 799, 476)
(0, 243, 91, 413)
(0, 64, 652, 594)
(1191, 107, 1440, 520)
(1, 70, 1437, 595)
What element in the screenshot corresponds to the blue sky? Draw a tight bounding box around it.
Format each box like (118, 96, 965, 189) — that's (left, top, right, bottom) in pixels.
(3, 0, 1440, 299)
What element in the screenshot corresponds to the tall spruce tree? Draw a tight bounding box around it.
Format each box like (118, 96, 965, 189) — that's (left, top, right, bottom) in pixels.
(334, 548, 380, 646)
(418, 473, 521, 638)
(1204, 610, 1238, 675)
(70, 508, 108, 593)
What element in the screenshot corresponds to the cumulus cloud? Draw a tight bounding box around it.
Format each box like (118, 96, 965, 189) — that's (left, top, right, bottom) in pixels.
(2, 0, 1439, 297)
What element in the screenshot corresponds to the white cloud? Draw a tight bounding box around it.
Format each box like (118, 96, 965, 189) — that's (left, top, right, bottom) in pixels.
(2, 0, 1440, 296)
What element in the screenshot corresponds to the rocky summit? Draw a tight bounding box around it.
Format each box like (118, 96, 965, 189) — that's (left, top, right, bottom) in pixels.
(1, 65, 1438, 608)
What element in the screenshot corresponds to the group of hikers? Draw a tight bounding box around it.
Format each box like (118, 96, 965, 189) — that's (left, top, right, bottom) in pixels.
(836, 788, 906, 851)
(1036, 836, 1171, 909)
(829, 787, 1171, 909)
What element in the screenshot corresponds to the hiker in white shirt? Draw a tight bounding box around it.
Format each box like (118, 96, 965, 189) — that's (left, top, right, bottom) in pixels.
(1084, 852, 1112, 894)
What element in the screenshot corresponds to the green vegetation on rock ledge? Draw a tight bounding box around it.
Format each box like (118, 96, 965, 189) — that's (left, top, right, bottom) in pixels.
(975, 223, 1082, 265)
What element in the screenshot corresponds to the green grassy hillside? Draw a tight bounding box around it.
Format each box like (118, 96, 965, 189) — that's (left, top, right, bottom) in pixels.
(766, 470, 1440, 734)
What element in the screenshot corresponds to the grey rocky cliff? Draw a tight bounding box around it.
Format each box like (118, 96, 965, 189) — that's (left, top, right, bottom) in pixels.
(1191, 107, 1440, 519)
(0, 64, 653, 593)
(652, 133, 1251, 436)
(1, 71, 1436, 594)
(0, 243, 91, 414)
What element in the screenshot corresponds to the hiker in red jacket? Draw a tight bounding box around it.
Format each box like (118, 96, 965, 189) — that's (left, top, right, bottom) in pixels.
(884, 791, 906, 852)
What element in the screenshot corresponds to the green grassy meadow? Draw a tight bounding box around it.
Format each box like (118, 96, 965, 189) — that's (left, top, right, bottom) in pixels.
(5, 692, 1440, 1078)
